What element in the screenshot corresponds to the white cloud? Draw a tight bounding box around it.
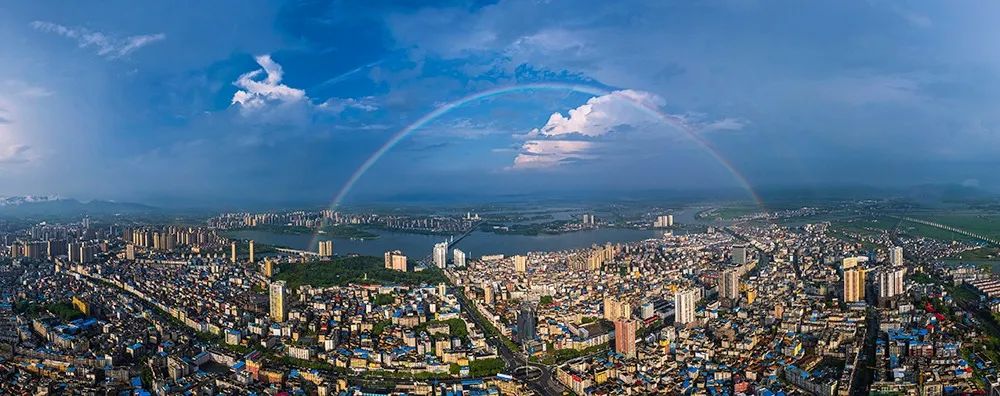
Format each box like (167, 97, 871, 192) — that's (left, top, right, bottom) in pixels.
(232, 55, 377, 121)
(531, 90, 665, 138)
(30, 21, 165, 59)
(512, 89, 744, 169)
(511, 140, 596, 169)
(318, 96, 378, 113)
(0, 145, 32, 164)
(232, 55, 307, 110)
(692, 117, 746, 132)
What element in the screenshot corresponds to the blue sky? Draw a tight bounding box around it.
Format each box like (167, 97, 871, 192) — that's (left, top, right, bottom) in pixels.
(2, 1, 1000, 205)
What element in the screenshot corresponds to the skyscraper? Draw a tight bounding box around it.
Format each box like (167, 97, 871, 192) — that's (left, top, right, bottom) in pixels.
(249, 240, 255, 263)
(269, 280, 288, 322)
(482, 281, 494, 305)
(889, 246, 904, 266)
(126, 244, 136, 261)
(878, 267, 905, 301)
(674, 288, 699, 325)
(263, 259, 274, 277)
(720, 268, 740, 300)
(653, 215, 674, 228)
(453, 249, 467, 267)
(231, 241, 237, 263)
(318, 240, 333, 257)
(513, 255, 528, 273)
(433, 242, 448, 268)
(843, 267, 866, 303)
(732, 245, 748, 265)
(516, 304, 537, 344)
(614, 319, 637, 358)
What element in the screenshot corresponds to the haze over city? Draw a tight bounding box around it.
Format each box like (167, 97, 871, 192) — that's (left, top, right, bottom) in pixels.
(3, 1, 1000, 206)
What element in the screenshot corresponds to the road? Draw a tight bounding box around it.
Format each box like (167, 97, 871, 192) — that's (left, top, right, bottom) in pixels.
(454, 289, 566, 396)
(848, 308, 878, 395)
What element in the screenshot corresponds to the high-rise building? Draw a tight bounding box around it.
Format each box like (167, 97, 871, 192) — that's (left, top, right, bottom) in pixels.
(732, 245, 748, 265)
(514, 255, 528, 273)
(318, 240, 333, 257)
(384, 250, 408, 272)
(67, 242, 90, 263)
(614, 319, 637, 358)
(67, 242, 79, 262)
(653, 215, 674, 228)
(842, 257, 859, 270)
(269, 280, 288, 322)
(126, 244, 136, 261)
(231, 242, 237, 263)
(249, 240, 255, 263)
(640, 302, 655, 320)
(878, 267, 905, 301)
(578, 243, 616, 271)
(843, 267, 866, 303)
(889, 246, 904, 266)
(581, 214, 596, 225)
(603, 297, 632, 321)
(433, 242, 448, 268)
(46, 239, 67, 258)
(720, 268, 740, 300)
(516, 304, 537, 344)
(263, 259, 274, 277)
(674, 288, 699, 325)
(482, 281, 494, 305)
(453, 249, 467, 267)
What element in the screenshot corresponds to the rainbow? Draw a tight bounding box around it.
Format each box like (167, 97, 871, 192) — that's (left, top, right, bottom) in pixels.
(327, 82, 763, 209)
(312, 82, 764, 248)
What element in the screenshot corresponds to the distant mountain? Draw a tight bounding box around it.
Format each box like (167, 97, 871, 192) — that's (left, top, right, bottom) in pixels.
(0, 196, 158, 218)
(0, 195, 63, 206)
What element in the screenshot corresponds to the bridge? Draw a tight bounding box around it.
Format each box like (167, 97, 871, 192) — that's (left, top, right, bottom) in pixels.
(447, 221, 482, 248)
(889, 215, 1000, 246)
(275, 247, 319, 257)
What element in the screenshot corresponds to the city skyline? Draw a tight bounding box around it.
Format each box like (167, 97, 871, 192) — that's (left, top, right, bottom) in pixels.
(4, 2, 1000, 205)
(6, 2, 1000, 395)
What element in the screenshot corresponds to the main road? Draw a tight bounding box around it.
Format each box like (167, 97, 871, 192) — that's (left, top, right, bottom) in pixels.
(453, 287, 566, 396)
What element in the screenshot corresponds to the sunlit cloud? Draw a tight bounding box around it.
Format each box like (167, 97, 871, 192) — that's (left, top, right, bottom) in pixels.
(511, 140, 596, 169)
(231, 55, 307, 110)
(512, 89, 744, 169)
(232, 55, 377, 119)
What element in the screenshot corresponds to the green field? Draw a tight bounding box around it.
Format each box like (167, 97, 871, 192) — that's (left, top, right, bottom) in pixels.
(699, 206, 760, 220)
(915, 212, 1000, 240)
(830, 216, 898, 236)
(274, 256, 444, 288)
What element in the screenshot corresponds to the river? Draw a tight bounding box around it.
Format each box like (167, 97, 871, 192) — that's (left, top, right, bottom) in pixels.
(225, 227, 665, 258)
